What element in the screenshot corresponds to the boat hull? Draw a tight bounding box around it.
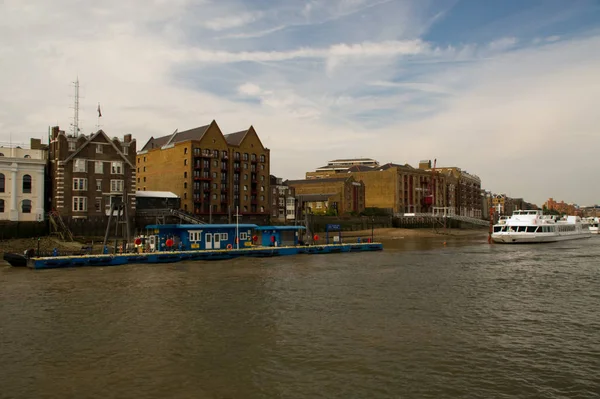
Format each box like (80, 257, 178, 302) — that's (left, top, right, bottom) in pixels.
(4, 243, 384, 269)
(491, 232, 592, 244)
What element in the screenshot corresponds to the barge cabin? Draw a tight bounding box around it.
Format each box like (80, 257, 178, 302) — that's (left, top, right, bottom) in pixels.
(144, 224, 259, 251)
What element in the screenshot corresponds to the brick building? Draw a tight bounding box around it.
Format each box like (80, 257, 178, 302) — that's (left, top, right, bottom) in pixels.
(48, 126, 136, 219)
(137, 120, 270, 221)
(270, 175, 296, 222)
(285, 176, 365, 215)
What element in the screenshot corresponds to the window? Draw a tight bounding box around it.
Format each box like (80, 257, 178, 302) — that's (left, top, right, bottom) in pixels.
(143, 166, 146, 172)
(144, 156, 146, 162)
(68, 141, 76, 151)
(95, 161, 103, 174)
(74, 159, 87, 172)
(213, 160, 218, 167)
(184, 147, 188, 155)
(0, 199, 4, 212)
(260, 164, 265, 170)
(143, 177, 146, 182)
(184, 182, 187, 189)
(260, 206, 264, 212)
(260, 175, 265, 181)
(95, 198, 102, 212)
(123, 146, 129, 155)
(22, 199, 32, 213)
(212, 194, 217, 200)
(73, 197, 87, 212)
(260, 186, 265, 191)
(0, 173, 4, 192)
(96, 180, 102, 191)
(260, 195, 264, 201)
(96, 144, 103, 153)
(73, 178, 88, 191)
(244, 185, 248, 191)
(22, 175, 32, 193)
(244, 195, 248, 201)
(24, 155, 31, 158)
(189, 231, 202, 242)
(240, 232, 247, 240)
(243, 163, 248, 169)
(184, 172, 187, 178)
(213, 183, 217, 189)
(111, 161, 123, 174)
(137, 178, 140, 183)
(220, 233, 228, 240)
(212, 172, 217, 178)
(244, 174, 248, 180)
(184, 159, 187, 166)
(110, 180, 124, 192)
(260, 155, 265, 162)
(213, 150, 218, 157)
(184, 193, 187, 199)
(243, 153, 249, 161)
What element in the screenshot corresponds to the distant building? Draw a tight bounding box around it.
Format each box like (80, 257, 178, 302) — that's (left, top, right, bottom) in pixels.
(137, 120, 270, 221)
(285, 176, 365, 215)
(0, 139, 47, 222)
(48, 126, 136, 220)
(270, 175, 296, 222)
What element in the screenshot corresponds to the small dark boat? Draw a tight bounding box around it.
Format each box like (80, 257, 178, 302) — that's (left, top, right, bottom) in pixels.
(3, 253, 29, 267)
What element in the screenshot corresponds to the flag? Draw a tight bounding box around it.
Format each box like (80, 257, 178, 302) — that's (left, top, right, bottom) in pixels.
(97, 103, 102, 118)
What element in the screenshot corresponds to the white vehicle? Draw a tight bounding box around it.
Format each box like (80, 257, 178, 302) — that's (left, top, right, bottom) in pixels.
(583, 217, 599, 234)
(492, 210, 591, 244)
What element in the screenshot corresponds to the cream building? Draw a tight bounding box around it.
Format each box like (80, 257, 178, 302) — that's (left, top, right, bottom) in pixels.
(0, 139, 47, 222)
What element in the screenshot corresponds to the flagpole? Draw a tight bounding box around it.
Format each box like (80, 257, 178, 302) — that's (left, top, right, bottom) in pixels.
(96, 103, 102, 130)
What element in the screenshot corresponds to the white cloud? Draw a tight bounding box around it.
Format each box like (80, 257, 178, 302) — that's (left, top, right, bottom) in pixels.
(203, 11, 264, 31)
(0, 0, 599, 206)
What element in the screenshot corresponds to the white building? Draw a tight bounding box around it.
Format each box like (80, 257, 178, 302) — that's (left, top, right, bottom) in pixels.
(0, 140, 47, 222)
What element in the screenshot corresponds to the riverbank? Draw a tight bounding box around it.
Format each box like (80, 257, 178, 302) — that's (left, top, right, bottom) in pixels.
(0, 228, 487, 257)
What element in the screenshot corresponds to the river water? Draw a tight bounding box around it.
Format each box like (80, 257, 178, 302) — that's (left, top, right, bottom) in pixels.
(1, 235, 599, 399)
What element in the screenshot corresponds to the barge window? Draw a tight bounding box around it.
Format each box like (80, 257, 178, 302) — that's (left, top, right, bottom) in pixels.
(526, 226, 536, 233)
(240, 232, 248, 240)
(220, 233, 228, 240)
(517, 226, 526, 232)
(189, 231, 201, 242)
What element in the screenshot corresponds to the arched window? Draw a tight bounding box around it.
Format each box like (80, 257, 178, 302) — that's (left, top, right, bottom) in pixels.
(22, 199, 31, 213)
(0, 173, 4, 193)
(0, 152, 4, 156)
(24, 154, 31, 158)
(23, 174, 32, 193)
(0, 199, 4, 213)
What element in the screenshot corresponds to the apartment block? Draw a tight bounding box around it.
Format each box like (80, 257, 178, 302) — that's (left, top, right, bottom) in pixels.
(137, 120, 270, 219)
(0, 139, 47, 221)
(270, 175, 296, 222)
(49, 127, 137, 219)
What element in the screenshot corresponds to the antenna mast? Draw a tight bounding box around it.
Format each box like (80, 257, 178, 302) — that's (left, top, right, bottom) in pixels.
(71, 78, 80, 135)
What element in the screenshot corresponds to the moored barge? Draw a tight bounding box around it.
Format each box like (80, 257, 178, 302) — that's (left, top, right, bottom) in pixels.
(3, 224, 383, 269)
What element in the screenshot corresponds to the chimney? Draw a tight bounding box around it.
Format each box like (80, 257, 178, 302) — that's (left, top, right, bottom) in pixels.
(418, 160, 432, 170)
(124, 134, 132, 143)
(51, 126, 60, 140)
(30, 138, 42, 150)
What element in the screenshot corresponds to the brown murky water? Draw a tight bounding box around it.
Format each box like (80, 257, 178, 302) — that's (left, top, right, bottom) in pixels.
(1, 236, 599, 398)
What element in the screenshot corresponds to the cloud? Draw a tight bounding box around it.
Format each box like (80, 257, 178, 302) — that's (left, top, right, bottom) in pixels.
(203, 11, 264, 31)
(0, 0, 599, 206)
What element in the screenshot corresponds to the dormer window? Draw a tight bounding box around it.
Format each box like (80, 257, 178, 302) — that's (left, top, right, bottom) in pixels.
(68, 141, 76, 151)
(123, 146, 128, 155)
(96, 144, 103, 153)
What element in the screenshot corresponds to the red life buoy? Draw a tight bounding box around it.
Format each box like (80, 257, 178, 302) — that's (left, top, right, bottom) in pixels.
(270, 235, 276, 243)
(134, 237, 142, 245)
(252, 235, 258, 242)
(226, 244, 233, 250)
(313, 235, 319, 241)
(166, 239, 174, 247)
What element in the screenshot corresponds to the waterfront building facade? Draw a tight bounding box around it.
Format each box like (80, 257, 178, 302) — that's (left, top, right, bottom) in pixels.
(137, 120, 270, 220)
(285, 176, 365, 215)
(48, 127, 137, 219)
(270, 175, 296, 222)
(0, 139, 47, 221)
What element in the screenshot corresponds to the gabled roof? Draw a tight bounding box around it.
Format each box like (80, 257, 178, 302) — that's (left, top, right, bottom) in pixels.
(135, 191, 179, 198)
(223, 129, 248, 146)
(347, 165, 375, 172)
(64, 130, 133, 167)
(141, 122, 214, 151)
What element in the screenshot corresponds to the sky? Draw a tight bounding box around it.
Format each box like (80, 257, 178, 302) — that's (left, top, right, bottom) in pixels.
(1, 0, 599, 206)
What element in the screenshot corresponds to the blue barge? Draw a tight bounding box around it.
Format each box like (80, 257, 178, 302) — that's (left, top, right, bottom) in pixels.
(4, 224, 383, 270)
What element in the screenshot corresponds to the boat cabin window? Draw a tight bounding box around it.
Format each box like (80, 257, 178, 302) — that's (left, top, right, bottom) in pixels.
(189, 231, 202, 242)
(526, 226, 537, 233)
(493, 226, 502, 233)
(517, 226, 526, 232)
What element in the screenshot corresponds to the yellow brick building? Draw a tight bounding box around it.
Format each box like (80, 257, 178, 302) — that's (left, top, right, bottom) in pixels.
(137, 120, 270, 219)
(285, 176, 365, 215)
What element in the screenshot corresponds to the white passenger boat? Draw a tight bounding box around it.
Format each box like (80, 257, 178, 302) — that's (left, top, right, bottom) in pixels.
(584, 217, 599, 234)
(491, 209, 592, 244)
